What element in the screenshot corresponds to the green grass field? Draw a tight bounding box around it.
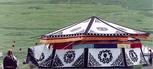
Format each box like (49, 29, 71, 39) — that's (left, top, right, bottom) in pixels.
(0, 0, 152, 69)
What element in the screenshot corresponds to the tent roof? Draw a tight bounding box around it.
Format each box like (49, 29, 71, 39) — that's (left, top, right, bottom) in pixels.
(41, 16, 149, 39)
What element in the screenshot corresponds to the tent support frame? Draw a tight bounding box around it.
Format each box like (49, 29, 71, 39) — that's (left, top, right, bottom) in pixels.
(122, 48, 128, 67)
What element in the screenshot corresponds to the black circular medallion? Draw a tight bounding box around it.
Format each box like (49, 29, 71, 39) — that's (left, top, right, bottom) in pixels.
(98, 50, 113, 64)
(64, 51, 75, 63)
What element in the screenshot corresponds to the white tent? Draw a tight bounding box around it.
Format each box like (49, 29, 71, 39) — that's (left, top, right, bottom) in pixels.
(25, 16, 150, 68)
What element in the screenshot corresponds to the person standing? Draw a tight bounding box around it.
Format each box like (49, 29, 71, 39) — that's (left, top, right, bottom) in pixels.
(149, 49, 153, 65)
(3, 49, 18, 69)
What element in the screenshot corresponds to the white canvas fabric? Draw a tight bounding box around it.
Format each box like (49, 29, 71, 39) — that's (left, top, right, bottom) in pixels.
(88, 48, 122, 67)
(43, 16, 147, 38)
(142, 46, 149, 54)
(62, 19, 90, 34)
(106, 21, 146, 34)
(32, 44, 52, 64)
(54, 49, 84, 67)
(46, 19, 91, 35)
(125, 48, 142, 66)
(44, 17, 126, 36)
(27, 47, 148, 68)
(88, 19, 123, 34)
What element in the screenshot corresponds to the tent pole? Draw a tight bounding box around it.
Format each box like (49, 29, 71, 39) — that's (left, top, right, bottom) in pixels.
(140, 47, 148, 65)
(51, 48, 56, 67)
(84, 48, 88, 68)
(122, 48, 128, 67)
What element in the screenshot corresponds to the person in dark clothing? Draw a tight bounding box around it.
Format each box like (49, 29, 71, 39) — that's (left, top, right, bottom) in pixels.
(3, 49, 17, 69)
(149, 49, 153, 65)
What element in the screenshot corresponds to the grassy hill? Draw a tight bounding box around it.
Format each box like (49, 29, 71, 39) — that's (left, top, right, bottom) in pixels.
(0, 0, 152, 69)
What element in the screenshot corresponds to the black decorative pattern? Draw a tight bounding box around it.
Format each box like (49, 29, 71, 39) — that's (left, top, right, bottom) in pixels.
(39, 55, 52, 67)
(64, 51, 75, 63)
(98, 50, 113, 64)
(129, 50, 138, 62)
(96, 27, 108, 31)
(88, 53, 101, 67)
(111, 52, 125, 66)
(125, 53, 133, 66)
(52, 55, 64, 67)
(72, 52, 84, 67)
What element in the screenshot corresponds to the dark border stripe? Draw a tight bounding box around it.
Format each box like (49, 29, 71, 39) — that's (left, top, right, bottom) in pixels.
(122, 48, 128, 67)
(140, 48, 149, 65)
(51, 48, 56, 67)
(84, 16, 95, 34)
(47, 66, 133, 69)
(84, 48, 88, 67)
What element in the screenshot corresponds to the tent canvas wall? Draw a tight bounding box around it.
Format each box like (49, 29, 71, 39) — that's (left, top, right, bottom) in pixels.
(26, 45, 147, 68)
